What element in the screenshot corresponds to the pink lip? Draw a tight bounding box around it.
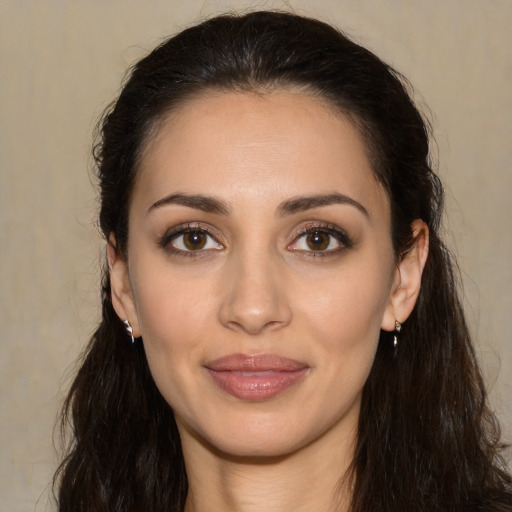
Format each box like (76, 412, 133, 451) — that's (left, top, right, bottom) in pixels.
(204, 354, 309, 401)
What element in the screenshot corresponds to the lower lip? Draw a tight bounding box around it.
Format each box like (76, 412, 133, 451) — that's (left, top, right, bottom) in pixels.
(206, 368, 309, 401)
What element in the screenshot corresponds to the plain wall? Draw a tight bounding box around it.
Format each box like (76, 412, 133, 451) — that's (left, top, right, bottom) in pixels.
(0, 1, 510, 510)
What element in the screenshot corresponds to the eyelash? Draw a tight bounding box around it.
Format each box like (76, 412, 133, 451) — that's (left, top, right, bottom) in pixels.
(159, 223, 223, 258)
(289, 223, 353, 258)
(158, 222, 353, 258)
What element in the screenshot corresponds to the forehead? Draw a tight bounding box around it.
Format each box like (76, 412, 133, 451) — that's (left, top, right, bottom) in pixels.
(134, 89, 389, 219)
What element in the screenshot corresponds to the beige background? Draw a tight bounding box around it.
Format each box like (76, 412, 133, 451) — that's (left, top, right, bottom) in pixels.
(0, 1, 510, 510)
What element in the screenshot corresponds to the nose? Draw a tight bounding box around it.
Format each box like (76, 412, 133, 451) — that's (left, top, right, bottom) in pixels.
(218, 250, 292, 335)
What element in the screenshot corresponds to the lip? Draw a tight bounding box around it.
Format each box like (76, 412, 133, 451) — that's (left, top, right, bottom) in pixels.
(204, 354, 309, 401)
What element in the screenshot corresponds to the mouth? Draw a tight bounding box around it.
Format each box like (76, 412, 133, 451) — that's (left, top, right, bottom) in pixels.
(204, 354, 309, 401)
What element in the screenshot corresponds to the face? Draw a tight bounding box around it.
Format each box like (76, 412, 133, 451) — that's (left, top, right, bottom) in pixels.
(113, 90, 402, 458)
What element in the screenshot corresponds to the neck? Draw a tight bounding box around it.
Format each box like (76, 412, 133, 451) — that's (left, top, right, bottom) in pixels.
(181, 426, 355, 512)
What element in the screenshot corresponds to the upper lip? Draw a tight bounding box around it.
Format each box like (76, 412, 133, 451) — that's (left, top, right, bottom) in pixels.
(205, 353, 308, 372)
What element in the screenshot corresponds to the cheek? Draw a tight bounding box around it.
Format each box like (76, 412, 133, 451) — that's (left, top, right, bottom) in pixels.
(296, 262, 392, 348)
(131, 265, 218, 359)
(131, 269, 218, 410)
(294, 258, 393, 396)
(304, 289, 382, 383)
(299, 274, 388, 410)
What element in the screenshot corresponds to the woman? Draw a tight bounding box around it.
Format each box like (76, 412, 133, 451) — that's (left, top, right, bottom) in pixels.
(55, 10, 512, 512)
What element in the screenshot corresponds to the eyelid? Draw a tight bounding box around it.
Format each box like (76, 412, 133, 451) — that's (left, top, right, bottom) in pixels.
(288, 222, 353, 254)
(159, 222, 224, 255)
(157, 220, 353, 258)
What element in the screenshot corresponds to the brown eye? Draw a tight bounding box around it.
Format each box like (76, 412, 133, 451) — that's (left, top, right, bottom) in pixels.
(288, 224, 352, 255)
(306, 231, 330, 251)
(164, 227, 224, 254)
(183, 231, 207, 250)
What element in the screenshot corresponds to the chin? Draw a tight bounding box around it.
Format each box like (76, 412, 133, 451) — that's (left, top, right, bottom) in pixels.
(204, 430, 308, 460)
(178, 406, 335, 461)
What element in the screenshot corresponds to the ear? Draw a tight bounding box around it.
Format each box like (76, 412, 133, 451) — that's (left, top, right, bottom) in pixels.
(381, 219, 429, 331)
(107, 233, 141, 337)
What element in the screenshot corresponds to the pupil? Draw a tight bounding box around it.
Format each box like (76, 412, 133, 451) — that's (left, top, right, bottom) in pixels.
(184, 231, 206, 250)
(307, 231, 329, 250)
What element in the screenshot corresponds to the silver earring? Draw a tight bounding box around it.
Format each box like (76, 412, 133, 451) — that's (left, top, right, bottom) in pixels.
(123, 320, 135, 345)
(393, 319, 402, 348)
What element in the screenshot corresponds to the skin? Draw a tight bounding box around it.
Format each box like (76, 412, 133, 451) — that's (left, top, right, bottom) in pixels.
(110, 90, 428, 512)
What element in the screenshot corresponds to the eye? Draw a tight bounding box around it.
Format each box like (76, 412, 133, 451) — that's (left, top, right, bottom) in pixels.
(304, 231, 332, 251)
(161, 225, 223, 254)
(288, 224, 352, 254)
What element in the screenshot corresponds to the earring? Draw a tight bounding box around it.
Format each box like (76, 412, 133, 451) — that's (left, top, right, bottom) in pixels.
(393, 319, 402, 348)
(123, 320, 135, 345)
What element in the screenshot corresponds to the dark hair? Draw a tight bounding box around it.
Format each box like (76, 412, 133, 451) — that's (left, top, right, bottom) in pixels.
(55, 11, 511, 512)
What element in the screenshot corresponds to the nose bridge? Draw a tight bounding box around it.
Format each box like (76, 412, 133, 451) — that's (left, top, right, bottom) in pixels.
(219, 242, 291, 334)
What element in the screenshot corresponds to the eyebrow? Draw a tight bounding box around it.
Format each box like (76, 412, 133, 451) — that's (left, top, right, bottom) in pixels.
(148, 193, 231, 216)
(147, 191, 369, 218)
(278, 193, 369, 218)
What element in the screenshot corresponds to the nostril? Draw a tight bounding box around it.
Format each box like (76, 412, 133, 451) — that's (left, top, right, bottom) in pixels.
(262, 320, 286, 332)
(227, 319, 285, 335)
(217, 260, 292, 334)
(219, 295, 292, 335)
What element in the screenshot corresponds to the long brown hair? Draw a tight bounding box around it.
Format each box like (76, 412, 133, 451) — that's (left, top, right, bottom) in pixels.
(55, 11, 512, 512)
